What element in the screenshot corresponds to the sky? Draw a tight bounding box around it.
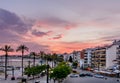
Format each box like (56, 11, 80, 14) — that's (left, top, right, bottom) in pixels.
(0, 0, 120, 54)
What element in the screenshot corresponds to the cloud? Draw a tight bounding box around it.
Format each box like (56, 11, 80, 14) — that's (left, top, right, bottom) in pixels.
(0, 8, 51, 53)
(49, 41, 103, 53)
(64, 24, 77, 30)
(0, 8, 29, 34)
(0, 8, 30, 44)
(31, 30, 52, 37)
(100, 35, 120, 42)
(22, 42, 50, 53)
(50, 34, 63, 40)
(34, 16, 78, 30)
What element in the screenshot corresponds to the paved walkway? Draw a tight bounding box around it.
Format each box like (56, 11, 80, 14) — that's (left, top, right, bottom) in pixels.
(0, 75, 57, 83)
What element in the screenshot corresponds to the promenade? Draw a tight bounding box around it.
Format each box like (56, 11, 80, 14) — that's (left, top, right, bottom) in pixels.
(0, 75, 56, 83)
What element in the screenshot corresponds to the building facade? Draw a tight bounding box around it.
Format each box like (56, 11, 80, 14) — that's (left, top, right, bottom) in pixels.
(92, 47, 106, 70)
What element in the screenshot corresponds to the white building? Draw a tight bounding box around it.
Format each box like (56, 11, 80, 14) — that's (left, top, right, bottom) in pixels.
(84, 48, 93, 67)
(62, 53, 69, 62)
(106, 40, 120, 69)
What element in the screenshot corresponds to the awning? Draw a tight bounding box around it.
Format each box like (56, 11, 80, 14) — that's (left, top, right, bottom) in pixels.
(113, 70, 120, 73)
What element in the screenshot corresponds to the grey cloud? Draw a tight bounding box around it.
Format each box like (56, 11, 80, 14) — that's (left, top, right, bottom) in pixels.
(0, 8, 51, 53)
(38, 16, 77, 28)
(0, 8, 31, 43)
(31, 30, 52, 37)
(32, 30, 48, 37)
(52, 34, 62, 40)
(100, 35, 120, 42)
(23, 42, 50, 53)
(0, 8, 29, 34)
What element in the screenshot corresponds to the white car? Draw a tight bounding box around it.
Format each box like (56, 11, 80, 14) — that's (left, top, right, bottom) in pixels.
(94, 74, 104, 78)
(35, 80, 40, 83)
(70, 74, 79, 78)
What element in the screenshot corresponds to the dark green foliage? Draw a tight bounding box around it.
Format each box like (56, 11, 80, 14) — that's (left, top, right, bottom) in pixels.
(72, 61, 78, 68)
(24, 65, 47, 76)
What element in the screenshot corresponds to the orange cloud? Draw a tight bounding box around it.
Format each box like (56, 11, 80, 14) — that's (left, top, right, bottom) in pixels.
(48, 41, 108, 54)
(65, 24, 78, 30)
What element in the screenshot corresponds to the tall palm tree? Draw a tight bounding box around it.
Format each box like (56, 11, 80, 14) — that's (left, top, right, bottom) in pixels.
(39, 51, 45, 65)
(30, 52, 37, 67)
(39, 51, 45, 60)
(52, 53, 57, 67)
(16, 45, 28, 76)
(0, 45, 14, 80)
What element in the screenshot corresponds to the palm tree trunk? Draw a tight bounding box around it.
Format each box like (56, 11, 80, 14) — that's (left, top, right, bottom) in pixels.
(33, 55, 35, 66)
(5, 52, 8, 80)
(46, 64, 49, 83)
(22, 50, 24, 76)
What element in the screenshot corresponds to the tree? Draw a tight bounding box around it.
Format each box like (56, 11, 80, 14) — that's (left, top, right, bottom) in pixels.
(50, 62, 71, 83)
(52, 53, 57, 67)
(0, 45, 14, 80)
(30, 52, 37, 67)
(68, 56, 73, 62)
(39, 51, 45, 60)
(56, 55, 64, 62)
(16, 45, 28, 76)
(72, 61, 78, 69)
(24, 65, 47, 78)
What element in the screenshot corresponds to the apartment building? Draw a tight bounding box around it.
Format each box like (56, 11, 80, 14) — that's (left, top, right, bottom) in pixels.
(116, 45, 120, 70)
(84, 48, 93, 67)
(92, 47, 106, 70)
(106, 44, 119, 69)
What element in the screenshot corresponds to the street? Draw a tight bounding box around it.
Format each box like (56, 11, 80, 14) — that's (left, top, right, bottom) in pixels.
(63, 69, 120, 83)
(64, 75, 120, 83)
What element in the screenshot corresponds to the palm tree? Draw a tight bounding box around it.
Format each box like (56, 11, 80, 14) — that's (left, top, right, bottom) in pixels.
(39, 51, 45, 65)
(52, 53, 57, 67)
(16, 45, 28, 76)
(30, 52, 37, 67)
(0, 45, 14, 80)
(39, 51, 45, 59)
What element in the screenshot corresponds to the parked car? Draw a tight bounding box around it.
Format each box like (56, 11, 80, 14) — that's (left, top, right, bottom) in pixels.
(79, 73, 93, 77)
(85, 73, 93, 77)
(35, 80, 40, 83)
(79, 73, 86, 77)
(70, 74, 79, 78)
(94, 74, 104, 78)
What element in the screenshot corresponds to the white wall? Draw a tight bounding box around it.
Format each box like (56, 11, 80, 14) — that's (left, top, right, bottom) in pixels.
(106, 45, 118, 69)
(84, 49, 92, 66)
(79, 59, 84, 68)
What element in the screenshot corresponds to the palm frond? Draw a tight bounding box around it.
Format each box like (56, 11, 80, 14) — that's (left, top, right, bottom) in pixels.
(16, 44, 29, 52)
(0, 45, 14, 52)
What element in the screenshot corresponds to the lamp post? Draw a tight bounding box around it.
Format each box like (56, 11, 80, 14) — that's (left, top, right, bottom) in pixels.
(11, 67, 15, 80)
(12, 67, 14, 77)
(28, 60, 31, 68)
(46, 55, 49, 83)
(46, 64, 49, 83)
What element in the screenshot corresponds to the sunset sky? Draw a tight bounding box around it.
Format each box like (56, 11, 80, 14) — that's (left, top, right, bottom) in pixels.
(0, 0, 120, 54)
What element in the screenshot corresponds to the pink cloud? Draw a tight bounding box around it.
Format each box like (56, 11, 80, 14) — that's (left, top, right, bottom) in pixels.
(64, 24, 78, 30)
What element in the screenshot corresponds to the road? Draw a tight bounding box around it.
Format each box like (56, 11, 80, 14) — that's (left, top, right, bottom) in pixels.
(63, 69, 120, 83)
(0, 76, 55, 83)
(64, 76, 120, 83)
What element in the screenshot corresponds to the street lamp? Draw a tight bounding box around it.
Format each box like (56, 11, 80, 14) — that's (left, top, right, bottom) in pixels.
(28, 60, 31, 68)
(11, 67, 15, 80)
(46, 64, 49, 83)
